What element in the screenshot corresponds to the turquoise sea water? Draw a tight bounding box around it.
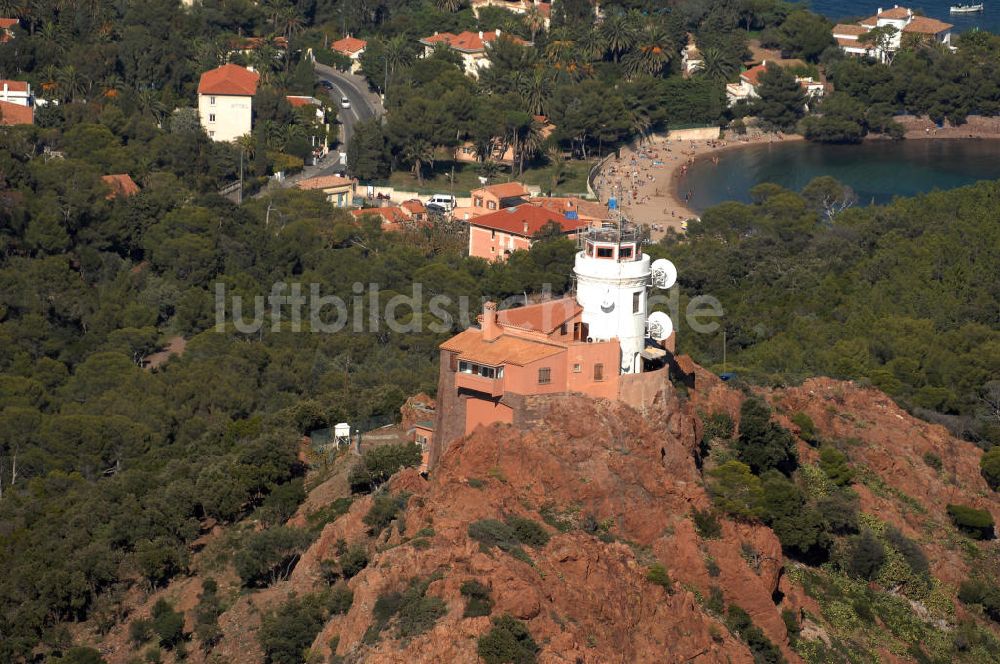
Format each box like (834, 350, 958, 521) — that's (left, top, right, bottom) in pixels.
(806, 0, 1000, 34)
(681, 139, 1000, 212)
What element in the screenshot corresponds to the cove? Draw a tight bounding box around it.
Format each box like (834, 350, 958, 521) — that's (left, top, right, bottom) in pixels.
(682, 139, 1000, 213)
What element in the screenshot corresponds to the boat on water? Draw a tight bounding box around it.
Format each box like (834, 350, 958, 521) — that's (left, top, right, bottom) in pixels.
(950, 3, 985, 13)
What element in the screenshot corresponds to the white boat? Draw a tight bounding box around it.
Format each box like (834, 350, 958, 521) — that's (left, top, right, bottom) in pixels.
(950, 3, 984, 13)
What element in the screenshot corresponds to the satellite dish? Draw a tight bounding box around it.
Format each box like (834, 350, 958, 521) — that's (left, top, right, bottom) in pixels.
(601, 291, 615, 312)
(651, 258, 677, 289)
(647, 311, 673, 341)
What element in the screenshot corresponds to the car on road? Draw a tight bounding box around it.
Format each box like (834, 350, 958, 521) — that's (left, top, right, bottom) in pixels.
(426, 202, 448, 216)
(427, 194, 456, 211)
(319, 80, 334, 90)
(340, 97, 351, 108)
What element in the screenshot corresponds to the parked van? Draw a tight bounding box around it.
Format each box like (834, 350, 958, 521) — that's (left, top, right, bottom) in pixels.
(427, 194, 456, 212)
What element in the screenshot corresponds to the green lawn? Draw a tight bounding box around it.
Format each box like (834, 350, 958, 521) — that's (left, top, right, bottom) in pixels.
(387, 159, 596, 197)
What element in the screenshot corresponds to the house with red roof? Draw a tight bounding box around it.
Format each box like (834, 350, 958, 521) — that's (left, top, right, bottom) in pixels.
(0, 80, 31, 107)
(725, 61, 825, 107)
(197, 64, 260, 142)
(101, 174, 140, 200)
(834, 5, 952, 62)
(297, 174, 357, 208)
(419, 29, 531, 77)
(0, 18, 17, 43)
(331, 35, 367, 73)
(467, 203, 590, 261)
(351, 206, 413, 231)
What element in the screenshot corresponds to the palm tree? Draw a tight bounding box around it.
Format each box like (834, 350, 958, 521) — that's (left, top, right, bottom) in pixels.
(576, 28, 606, 62)
(434, 0, 463, 12)
(403, 139, 433, 185)
(236, 133, 256, 205)
(136, 89, 167, 125)
(523, 5, 545, 43)
(518, 68, 551, 116)
(56, 65, 85, 103)
(622, 25, 672, 79)
(382, 35, 412, 100)
(600, 10, 636, 63)
(275, 6, 304, 70)
(545, 28, 575, 65)
(698, 47, 738, 82)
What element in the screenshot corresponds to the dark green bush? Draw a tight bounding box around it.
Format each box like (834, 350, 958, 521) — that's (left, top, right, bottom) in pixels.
(506, 516, 550, 547)
(150, 599, 184, 649)
(234, 526, 311, 587)
(885, 526, 929, 578)
(735, 398, 798, 476)
(790, 412, 817, 444)
(947, 503, 995, 540)
(258, 593, 327, 664)
(349, 444, 423, 493)
(194, 577, 224, 649)
(306, 497, 353, 534)
(129, 618, 153, 645)
(328, 584, 354, 615)
(724, 605, 783, 663)
(460, 580, 494, 618)
(701, 411, 735, 448)
(258, 478, 307, 526)
(646, 563, 673, 592)
(367, 577, 446, 641)
(339, 543, 370, 579)
(980, 447, 1000, 491)
(477, 614, 539, 664)
(818, 446, 854, 486)
(468, 515, 550, 560)
(846, 529, 886, 581)
(363, 492, 409, 536)
(706, 586, 725, 614)
(692, 508, 723, 539)
(923, 451, 943, 471)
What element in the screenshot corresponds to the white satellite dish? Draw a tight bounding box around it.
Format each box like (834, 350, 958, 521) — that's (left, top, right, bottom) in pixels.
(647, 311, 673, 341)
(651, 258, 677, 289)
(600, 291, 615, 312)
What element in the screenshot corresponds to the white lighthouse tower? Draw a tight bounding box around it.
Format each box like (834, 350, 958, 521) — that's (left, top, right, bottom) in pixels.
(573, 213, 653, 375)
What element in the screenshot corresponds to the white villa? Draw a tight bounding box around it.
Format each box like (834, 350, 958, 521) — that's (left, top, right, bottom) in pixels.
(0, 80, 31, 106)
(725, 61, 825, 107)
(331, 35, 366, 73)
(197, 64, 259, 142)
(833, 5, 953, 62)
(418, 29, 531, 78)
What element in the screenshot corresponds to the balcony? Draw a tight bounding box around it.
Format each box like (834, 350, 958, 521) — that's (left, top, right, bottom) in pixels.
(455, 371, 505, 397)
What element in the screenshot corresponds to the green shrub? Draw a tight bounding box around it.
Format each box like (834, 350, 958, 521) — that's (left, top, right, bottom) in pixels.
(846, 529, 886, 580)
(735, 398, 798, 475)
(782, 608, 801, 644)
(50, 647, 107, 664)
(150, 599, 184, 649)
(477, 614, 539, 664)
(818, 446, 854, 486)
(692, 508, 723, 539)
(947, 504, 995, 540)
(129, 618, 153, 645)
(958, 579, 1000, 622)
(724, 605, 783, 663)
(460, 580, 494, 618)
(258, 478, 306, 526)
(194, 577, 224, 649)
(234, 526, 311, 587)
(339, 543, 369, 579)
(980, 447, 1000, 490)
(885, 526, 929, 578)
(363, 492, 409, 536)
(328, 584, 354, 615)
(791, 412, 817, 444)
(468, 516, 549, 561)
(506, 516, 550, 547)
(701, 411, 735, 448)
(923, 451, 943, 471)
(306, 497, 353, 534)
(367, 577, 447, 641)
(259, 593, 327, 664)
(646, 563, 673, 592)
(705, 556, 721, 577)
(707, 460, 764, 520)
(706, 586, 725, 614)
(349, 443, 423, 493)
(136, 538, 188, 588)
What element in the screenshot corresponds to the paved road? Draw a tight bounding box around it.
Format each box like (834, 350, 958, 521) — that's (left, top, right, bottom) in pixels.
(314, 63, 382, 151)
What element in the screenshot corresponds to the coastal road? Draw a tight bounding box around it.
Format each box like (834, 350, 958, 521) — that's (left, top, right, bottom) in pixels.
(314, 63, 382, 155)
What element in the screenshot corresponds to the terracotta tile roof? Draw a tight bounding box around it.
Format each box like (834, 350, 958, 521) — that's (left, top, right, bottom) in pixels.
(903, 16, 952, 34)
(469, 204, 590, 237)
(0, 18, 17, 29)
(496, 298, 581, 334)
(197, 64, 259, 96)
(0, 99, 32, 125)
(286, 95, 321, 107)
(401, 199, 426, 214)
(0, 80, 28, 93)
(352, 206, 409, 224)
(741, 63, 768, 87)
(476, 181, 530, 199)
(528, 196, 609, 222)
(440, 327, 564, 366)
(876, 6, 912, 19)
(101, 174, 140, 199)
(332, 35, 366, 54)
(297, 175, 355, 190)
(420, 30, 528, 53)
(536, 2, 551, 17)
(832, 24, 866, 36)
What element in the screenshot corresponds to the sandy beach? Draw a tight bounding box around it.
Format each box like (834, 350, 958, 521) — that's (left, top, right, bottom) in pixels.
(594, 115, 1000, 240)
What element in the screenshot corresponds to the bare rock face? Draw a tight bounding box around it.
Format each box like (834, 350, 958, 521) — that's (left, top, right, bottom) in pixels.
(299, 390, 794, 663)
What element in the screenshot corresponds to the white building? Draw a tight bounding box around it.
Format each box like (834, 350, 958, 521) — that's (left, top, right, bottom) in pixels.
(418, 29, 532, 78)
(726, 61, 825, 107)
(331, 35, 367, 74)
(197, 64, 259, 142)
(0, 80, 31, 106)
(833, 6, 953, 62)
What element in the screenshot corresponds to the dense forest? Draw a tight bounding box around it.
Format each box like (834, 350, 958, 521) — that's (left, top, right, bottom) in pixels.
(660, 178, 1000, 444)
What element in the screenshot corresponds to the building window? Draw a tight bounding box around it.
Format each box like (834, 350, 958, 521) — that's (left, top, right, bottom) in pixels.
(559, 323, 568, 335)
(210, 96, 216, 105)
(491, 229, 496, 239)
(474, 196, 483, 207)
(487, 200, 496, 209)
(596, 246, 614, 258)
(538, 367, 551, 384)
(594, 363, 604, 381)
(208, 131, 215, 137)
(208, 113, 216, 122)
(449, 352, 458, 372)
(633, 291, 641, 314)
(573, 363, 582, 373)
(620, 246, 633, 259)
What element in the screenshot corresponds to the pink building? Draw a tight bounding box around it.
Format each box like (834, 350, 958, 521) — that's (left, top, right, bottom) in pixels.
(467, 204, 590, 261)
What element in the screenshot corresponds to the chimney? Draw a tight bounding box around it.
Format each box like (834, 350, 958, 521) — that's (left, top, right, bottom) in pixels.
(496, 28, 501, 37)
(478, 30, 484, 39)
(878, 7, 883, 14)
(482, 301, 501, 341)
(523, 221, 529, 234)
